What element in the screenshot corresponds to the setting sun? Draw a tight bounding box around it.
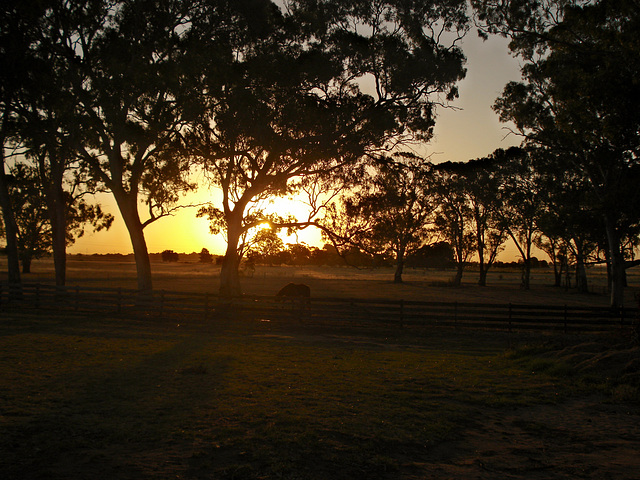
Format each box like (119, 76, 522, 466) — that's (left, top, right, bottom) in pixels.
(67, 187, 325, 256)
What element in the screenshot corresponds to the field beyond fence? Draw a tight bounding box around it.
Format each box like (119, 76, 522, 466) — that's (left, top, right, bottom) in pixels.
(1, 281, 637, 334)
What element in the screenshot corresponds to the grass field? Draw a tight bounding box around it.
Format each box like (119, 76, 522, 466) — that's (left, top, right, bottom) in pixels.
(1, 258, 639, 479)
(1, 310, 639, 479)
(5, 256, 640, 307)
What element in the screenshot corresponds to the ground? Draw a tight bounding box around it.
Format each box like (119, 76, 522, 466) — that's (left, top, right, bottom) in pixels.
(0, 258, 639, 478)
(7, 256, 639, 306)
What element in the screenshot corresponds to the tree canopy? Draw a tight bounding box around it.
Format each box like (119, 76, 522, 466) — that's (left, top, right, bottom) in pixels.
(473, 0, 640, 306)
(190, 0, 470, 295)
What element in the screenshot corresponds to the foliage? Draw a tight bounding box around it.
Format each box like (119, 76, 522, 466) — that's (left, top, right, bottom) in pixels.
(474, 0, 640, 305)
(322, 155, 436, 282)
(161, 249, 179, 263)
(188, 0, 470, 294)
(493, 147, 547, 289)
(6, 164, 50, 272)
(247, 228, 285, 265)
(5, 162, 113, 273)
(435, 154, 508, 286)
(0, 0, 50, 284)
(432, 167, 476, 285)
(198, 247, 213, 264)
(20, 0, 214, 291)
(406, 241, 455, 269)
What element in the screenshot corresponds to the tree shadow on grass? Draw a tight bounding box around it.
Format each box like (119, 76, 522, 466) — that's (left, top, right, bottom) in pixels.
(0, 324, 233, 479)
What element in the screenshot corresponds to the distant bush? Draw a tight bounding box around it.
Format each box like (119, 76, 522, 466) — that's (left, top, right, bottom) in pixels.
(406, 242, 454, 269)
(161, 249, 179, 262)
(199, 248, 213, 264)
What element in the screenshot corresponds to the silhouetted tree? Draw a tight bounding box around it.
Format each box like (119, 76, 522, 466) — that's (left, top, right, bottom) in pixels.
(247, 228, 285, 265)
(30, 0, 215, 292)
(493, 148, 544, 289)
(323, 157, 436, 283)
(199, 248, 213, 264)
(435, 155, 508, 286)
(433, 166, 475, 286)
(6, 162, 112, 274)
(161, 250, 179, 263)
(465, 156, 507, 286)
(191, 0, 469, 295)
(6, 164, 49, 273)
(286, 243, 313, 265)
(0, 0, 48, 285)
(534, 153, 601, 293)
(0, 1, 115, 287)
(406, 241, 455, 269)
(474, 0, 640, 306)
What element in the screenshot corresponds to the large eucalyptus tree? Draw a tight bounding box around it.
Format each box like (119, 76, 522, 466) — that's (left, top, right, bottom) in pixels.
(322, 156, 437, 284)
(189, 0, 470, 295)
(34, 0, 223, 292)
(0, 0, 49, 285)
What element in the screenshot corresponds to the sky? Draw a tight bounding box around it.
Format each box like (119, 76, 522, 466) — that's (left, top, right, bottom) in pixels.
(68, 30, 523, 257)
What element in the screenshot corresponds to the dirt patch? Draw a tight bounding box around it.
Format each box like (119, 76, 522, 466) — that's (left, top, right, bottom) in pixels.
(419, 396, 640, 480)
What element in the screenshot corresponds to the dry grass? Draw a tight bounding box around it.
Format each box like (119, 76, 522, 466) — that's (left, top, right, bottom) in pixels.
(5, 256, 639, 307)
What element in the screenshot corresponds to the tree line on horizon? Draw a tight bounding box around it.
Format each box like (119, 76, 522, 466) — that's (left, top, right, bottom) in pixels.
(1, 1, 639, 307)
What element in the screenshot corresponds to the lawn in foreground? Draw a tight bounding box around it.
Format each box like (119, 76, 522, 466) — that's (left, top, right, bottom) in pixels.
(0, 311, 637, 479)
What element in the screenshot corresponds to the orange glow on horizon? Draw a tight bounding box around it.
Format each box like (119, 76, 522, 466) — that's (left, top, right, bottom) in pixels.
(67, 188, 324, 256)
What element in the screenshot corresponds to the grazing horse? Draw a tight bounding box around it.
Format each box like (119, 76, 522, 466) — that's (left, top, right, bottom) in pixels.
(275, 283, 311, 320)
(276, 283, 311, 298)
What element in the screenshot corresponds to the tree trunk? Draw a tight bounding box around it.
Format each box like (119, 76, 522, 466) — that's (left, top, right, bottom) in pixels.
(0, 159, 21, 285)
(219, 212, 243, 296)
(604, 216, 625, 308)
(552, 252, 563, 287)
(44, 178, 67, 287)
(43, 158, 67, 287)
(476, 217, 486, 286)
(575, 248, 588, 294)
(21, 254, 32, 273)
(220, 247, 242, 296)
(50, 209, 67, 287)
(394, 247, 405, 283)
(393, 261, 404, 283)
(116, 193, 153, 292)
(478, 267, 488, 286)
(553, 265, 562, 287)
(453, 263, 464, 286)
(521, 258, 531, 290)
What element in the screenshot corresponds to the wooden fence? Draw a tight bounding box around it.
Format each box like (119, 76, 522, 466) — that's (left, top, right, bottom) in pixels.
(1, 282, 637, 334)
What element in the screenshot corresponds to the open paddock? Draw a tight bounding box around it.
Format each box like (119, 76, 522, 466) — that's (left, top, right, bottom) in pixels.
(4, 256, 640, 307)
(0, 309, 638, 479)
(1, 257, 639, 479)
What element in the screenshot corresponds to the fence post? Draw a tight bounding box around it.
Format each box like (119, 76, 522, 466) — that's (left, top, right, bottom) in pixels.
(564, 305, 568, 334)
(508, 303, 513, 333)
(35, 284, 40, 310)
(399, 299, 404, 328)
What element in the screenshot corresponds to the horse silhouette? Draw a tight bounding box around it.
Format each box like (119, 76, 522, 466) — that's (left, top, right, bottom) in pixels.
(276, 283, 311, 298)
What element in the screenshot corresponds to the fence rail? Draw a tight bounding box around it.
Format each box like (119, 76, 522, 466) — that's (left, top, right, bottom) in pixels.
(1, 282, 637, 334)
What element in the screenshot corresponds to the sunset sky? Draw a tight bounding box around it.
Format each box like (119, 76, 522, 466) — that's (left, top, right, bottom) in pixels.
(68, 30, 522, 257)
